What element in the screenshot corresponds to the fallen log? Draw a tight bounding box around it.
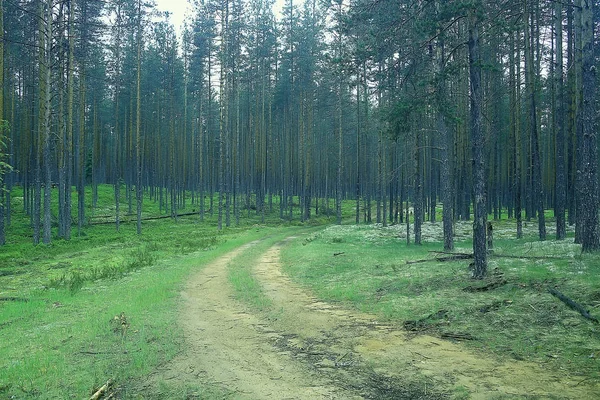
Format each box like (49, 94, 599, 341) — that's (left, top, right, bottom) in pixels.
(406, 253, 472, 265)
(441, 332, 475, 341)
(90, 212, 198, 225)
(429, 251, 570, 261)
(548, 287, 599, 324)
(0, 297, 29, 302)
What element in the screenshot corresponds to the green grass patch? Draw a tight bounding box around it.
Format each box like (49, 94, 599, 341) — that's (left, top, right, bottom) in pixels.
(228, 227, 322, 312)
(282, 220, 600, 382)
(0, 226, 272, 399)
(0, 184, 328, 399)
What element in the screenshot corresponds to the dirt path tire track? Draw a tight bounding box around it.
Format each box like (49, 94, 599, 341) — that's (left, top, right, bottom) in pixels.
(144, 235, 598, 399)
(144, 239, 357, 399)
(254, 238, 599, 399)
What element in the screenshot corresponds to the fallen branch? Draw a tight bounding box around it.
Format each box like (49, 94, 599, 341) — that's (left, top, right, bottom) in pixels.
(89, 379, 112, 400)
(407, 253, 472, 264)
(441, 332, 475, 341)
(406, 251, 572, 266)
(430, 250, 569, 261)
(493, 253, 569, 261)
(90, 212, 199, 225)
(333, 252, 345, 256)
(0, 297, 29, 302)
(548, 287, 599, 324)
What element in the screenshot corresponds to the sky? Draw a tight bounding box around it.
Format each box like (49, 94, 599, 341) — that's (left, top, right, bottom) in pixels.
(154, 0, 192, 35)
(154, 0, 288, 37)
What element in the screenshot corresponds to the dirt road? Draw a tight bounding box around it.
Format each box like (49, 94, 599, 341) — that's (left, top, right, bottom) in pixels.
(145, 236, 598, 399)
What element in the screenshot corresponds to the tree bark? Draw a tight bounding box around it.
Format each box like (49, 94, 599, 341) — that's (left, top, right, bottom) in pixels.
(525, 4, 546, 241)
(579, 0, 599, 252)
(136, 0, 143, 235)
(0, 0, 4, 245)
(555, 1, 566, 240)
(468, 12, 487, 279)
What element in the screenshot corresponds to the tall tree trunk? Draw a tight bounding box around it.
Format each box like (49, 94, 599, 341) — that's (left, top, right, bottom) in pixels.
(336, 71, 343, 225)
(525, 4, 546, 241)
(468, 12, 487, 278)
(510, 29, 523, 239)
(414, 128, 422, 245)
(218, 0, 229, 230)
(135, 0, 143, 235)
(555, 1, 566, 240)
(113, 2, 122, 232)
(436, 33, 453, 250)
(34, 0, 45, 245)
(574, 0, 583, 243)
(42, 0, 52, 244)
(0, 0, 5, 245)
(77, 68, 85, 235)
(579, 0, 599, 252)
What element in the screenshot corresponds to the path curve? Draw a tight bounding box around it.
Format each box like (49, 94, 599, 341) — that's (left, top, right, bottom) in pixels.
(146, 240, 357, 399)
(145, 236, 598, 399)
(254, 238, 599, 399)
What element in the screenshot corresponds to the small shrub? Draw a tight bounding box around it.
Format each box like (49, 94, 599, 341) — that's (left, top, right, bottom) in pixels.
(45, 244, 158, 294)
(124, 246, 157, 272)
(68, 271, 85, 294)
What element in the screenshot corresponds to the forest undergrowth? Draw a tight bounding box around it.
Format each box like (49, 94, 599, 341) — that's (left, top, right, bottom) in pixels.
(282, 219, 600, 392)
(0, 185, 323, 399)
(2, 184, 599, 398)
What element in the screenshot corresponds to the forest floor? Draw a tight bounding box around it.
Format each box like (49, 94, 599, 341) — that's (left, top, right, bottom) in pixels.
(137, 233, 599, 399)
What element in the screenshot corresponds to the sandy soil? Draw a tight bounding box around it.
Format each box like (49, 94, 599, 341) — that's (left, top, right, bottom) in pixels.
(143, 236, 598, 399)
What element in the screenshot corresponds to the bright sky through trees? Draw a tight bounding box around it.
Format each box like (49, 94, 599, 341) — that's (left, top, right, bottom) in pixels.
(155, 0, 289, 37)
(154, 0, 190, 34)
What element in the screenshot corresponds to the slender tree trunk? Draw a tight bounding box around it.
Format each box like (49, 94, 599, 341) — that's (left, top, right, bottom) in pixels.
(135, 0, 143, 235)
(555, 1, 566, 240)
(0, 0, 5, 245)
(218, 0, 229, 230)
(435, 31, 453, 250)
(77, 68, 86, 235)
(414, 128, 422, 245)
(42, 0, 52, 244)
(574, 1, 583, 243)
(525, 4, 546, 240)
(579, 0, 599, 252)
(469, 12, 487, 278)
(509, 29, 523, 239)
(566, 3, 576, 228)
(336, 73, 343, 225)
(34, 0, 46, 245)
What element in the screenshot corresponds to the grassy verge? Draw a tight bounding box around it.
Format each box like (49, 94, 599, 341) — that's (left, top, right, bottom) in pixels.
(228, 226, 323, 313)
(0, 225, 275, 399)
(281, 220, 600, 381)
(0, 184, 331, 399)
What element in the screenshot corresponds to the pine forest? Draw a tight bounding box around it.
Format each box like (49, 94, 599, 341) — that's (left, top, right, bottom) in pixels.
(1, 0, 600, 269)
(3, 1, 600, 398)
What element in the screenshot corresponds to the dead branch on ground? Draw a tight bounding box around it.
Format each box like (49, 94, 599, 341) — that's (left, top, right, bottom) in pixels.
(548, 287, 599, 324)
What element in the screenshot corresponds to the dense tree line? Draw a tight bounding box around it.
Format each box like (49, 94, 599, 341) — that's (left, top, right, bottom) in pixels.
(1, 0, 598, 276)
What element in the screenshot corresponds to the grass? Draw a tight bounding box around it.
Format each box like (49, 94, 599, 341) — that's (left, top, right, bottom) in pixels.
(0, 226, 276, 399)
(281, 220, 600, 382)
(228, 240, 275, 312)
(0, 184, 330, 399)
(227, 226, 323, 313)
(5, 184, 598, 397)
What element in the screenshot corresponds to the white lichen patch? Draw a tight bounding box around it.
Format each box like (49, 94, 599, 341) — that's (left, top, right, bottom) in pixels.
(313, 220, 578, 256)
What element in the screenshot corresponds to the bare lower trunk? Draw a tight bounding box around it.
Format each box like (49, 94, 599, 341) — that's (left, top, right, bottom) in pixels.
(469, 15, 487, 278)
